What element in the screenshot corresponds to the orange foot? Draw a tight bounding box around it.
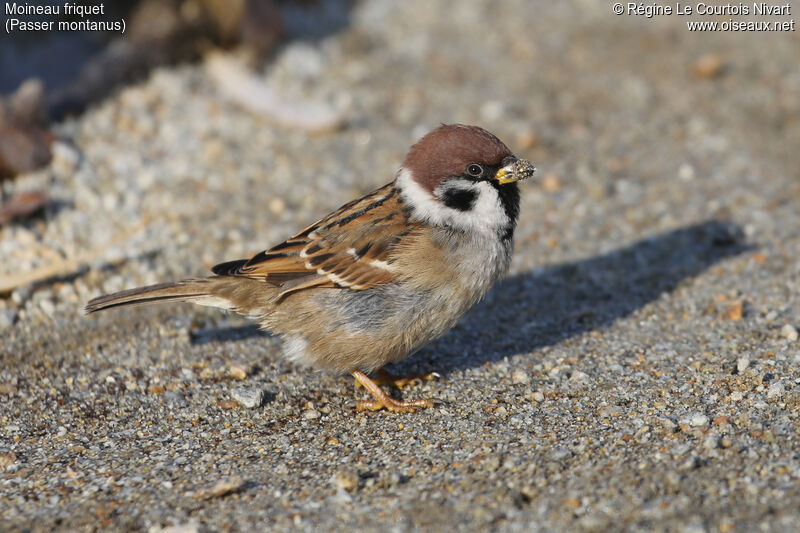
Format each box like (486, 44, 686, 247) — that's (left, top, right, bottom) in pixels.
(371, 368, 440, 390)
(351, 369, 436, 413)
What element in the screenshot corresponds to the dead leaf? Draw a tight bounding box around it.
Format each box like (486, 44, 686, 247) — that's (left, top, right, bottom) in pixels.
(0, 190, 49, 225)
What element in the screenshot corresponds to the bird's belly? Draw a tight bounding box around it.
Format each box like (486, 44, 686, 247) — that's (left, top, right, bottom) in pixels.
(276, 232, 511, 373)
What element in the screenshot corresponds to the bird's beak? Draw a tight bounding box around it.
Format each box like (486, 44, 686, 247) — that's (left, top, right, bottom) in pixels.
(495, 158, 536, 185)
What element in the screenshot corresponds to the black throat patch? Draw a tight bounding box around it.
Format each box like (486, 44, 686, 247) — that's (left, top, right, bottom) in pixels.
(492, 181, 520, 242)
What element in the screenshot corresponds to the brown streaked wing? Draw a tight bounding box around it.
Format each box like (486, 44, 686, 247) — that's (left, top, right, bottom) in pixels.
(219, 183, 418, 298)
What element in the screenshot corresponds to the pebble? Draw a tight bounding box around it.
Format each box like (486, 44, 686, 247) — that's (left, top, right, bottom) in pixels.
(677, 455, 701, 472)
(333, 468, 359, 492)
(541, 173, 562, 192)
(39, 298, 56, 317)
(479, 100, 505, 121)
(164, 392, 187, 409)
(692, 53, 724, 79)
(511, 369, 530, 384)
(0, 451, 17, 470)
(193, 476, 245, 500)
(569, 371, 590, 385)
(652, 416, 678, 432)
(228, 363, 250, 380)
(157, 523, 199, 533)
(0, 310, 17, 330)
(690, 414, 709, 427)
(50, 140, 81, 176)
(766, 381, 784, 399)
(681, 521, 708, 533)
(303, 409, 321, 420)
(781, 324, 798, 342)
(231, 387, 265, 409)
(736, 357, 750, 374)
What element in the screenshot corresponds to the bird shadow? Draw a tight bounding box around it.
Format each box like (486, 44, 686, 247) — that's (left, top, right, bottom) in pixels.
(190, 324, 266, 345)
(389, 219, 751, 377)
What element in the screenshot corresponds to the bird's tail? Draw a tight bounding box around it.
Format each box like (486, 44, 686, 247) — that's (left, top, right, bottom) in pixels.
(85, 279, 228, 314)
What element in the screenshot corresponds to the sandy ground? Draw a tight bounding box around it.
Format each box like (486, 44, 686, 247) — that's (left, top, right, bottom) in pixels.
(1, 1, 799, 531)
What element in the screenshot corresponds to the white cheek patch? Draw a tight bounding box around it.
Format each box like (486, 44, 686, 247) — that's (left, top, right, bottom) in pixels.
(396, 167, 509, 234)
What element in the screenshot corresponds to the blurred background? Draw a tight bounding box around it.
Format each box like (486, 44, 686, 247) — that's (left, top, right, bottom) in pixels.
(1, 0, 797, 297)
(1, 0, 797, 292)
(1, 1, 799, 530)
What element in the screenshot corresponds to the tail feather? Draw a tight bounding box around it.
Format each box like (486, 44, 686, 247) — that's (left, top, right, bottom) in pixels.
(85, 280, 211, 314)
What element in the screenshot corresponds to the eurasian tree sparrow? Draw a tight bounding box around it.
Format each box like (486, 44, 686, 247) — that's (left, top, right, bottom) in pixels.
(86, 124, 536, 412)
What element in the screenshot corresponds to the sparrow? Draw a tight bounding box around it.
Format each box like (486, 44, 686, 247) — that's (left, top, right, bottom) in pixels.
(86, 124, 536, 412)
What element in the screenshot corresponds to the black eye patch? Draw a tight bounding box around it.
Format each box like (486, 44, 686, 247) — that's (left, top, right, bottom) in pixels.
(441, 187, 477, 211)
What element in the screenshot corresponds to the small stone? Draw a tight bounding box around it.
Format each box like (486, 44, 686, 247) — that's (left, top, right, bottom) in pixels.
(193, 476, 245, 500)
(598, 405, 621, 418)
(570, 371, 589, 383)
(678, 163, 695, 181)
(677, 455, 701, 471)
(228, 363, 249, 380)
(511, 369, 530, 384)
(681, 521, 708, 533)
(690, 413, 709, 427)
(531, 391, 545, 402)
(304, 409, 321, 420)
(780, 324, 798, 342)
(0, 451, 17, 470)
(231, 387, 265, 409)
(39, 298, 56, 316)
(268, 197, 286, 215)
(158, 523, 200, 533)
(51, 140, 81, 176)
(515, 129, 539, 150)
(653, 416, 678, 432)
(692, 53, 724, 79)
(541, 173, 562, 192)
(11, 286, 31, 306)
(730, 390, 743, 401)
(719, 436, 733, 448)
(713, 416, 730, 426)
(736, 357, 750, 374)
(702, 435, 718, 450)
(766, 381, 784, 399)
(726, 301, 743, 321)
(0, 310, 17, 330)
(333, 468, 359, 492)
(480, 100, 505, 121)
(164, 391, 187, 409)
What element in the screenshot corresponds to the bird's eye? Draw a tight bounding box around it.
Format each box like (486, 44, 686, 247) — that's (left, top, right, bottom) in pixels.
(466, 163, 483, 177)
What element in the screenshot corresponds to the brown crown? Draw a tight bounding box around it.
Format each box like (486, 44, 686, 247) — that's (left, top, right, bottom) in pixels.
(402, 124, 514, 193)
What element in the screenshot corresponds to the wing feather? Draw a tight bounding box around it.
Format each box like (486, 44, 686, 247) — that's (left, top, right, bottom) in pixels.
(211, 182, 418, 298)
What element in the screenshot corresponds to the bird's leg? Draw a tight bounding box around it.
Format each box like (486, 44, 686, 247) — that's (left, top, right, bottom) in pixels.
(372, 368, 440, 390)
(351, 369, 434, 413)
